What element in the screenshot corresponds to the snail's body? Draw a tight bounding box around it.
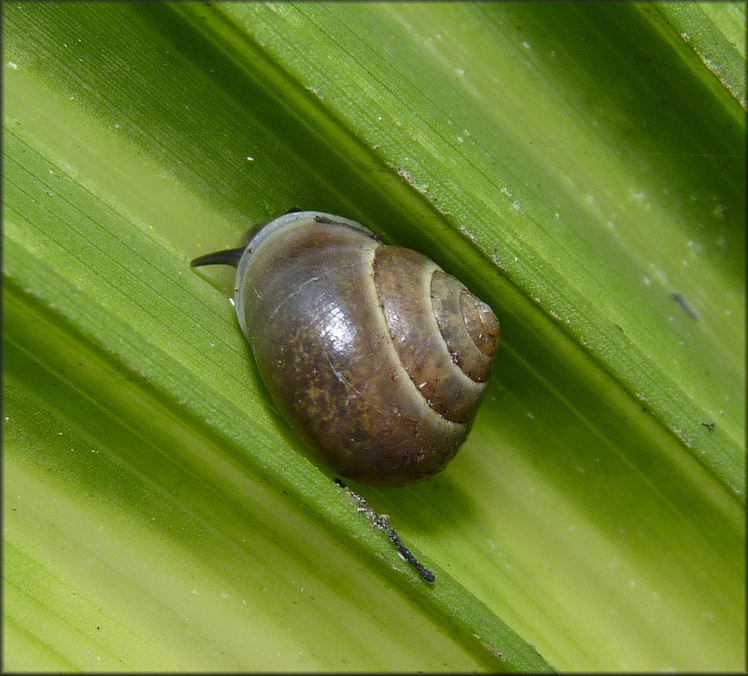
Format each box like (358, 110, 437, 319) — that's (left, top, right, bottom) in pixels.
(192, 212, 499, 487)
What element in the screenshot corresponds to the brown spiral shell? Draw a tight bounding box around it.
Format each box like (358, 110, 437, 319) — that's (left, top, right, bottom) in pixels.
(191, 211, 499, 487)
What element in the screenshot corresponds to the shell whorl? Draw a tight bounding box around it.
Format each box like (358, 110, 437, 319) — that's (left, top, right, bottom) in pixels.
(372, 246, 498, 424)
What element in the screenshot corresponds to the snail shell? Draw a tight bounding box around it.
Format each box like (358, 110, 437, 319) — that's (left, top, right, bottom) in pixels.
(191, 211, 499, 487)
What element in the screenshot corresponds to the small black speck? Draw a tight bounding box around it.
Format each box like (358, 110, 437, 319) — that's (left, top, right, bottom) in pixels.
(671, 291, 699, 320)
(313, 214, 337, 225)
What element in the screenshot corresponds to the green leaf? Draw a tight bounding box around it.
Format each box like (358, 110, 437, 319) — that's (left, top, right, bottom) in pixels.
(652, 1, 747, 109)
(3, 2, 744, 671)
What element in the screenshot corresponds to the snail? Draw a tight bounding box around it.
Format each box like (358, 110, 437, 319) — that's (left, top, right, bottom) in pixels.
(191, 211, 499, 487)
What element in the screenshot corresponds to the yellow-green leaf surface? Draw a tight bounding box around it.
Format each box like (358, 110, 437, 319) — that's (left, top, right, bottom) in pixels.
(3, 2, 745, 672)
